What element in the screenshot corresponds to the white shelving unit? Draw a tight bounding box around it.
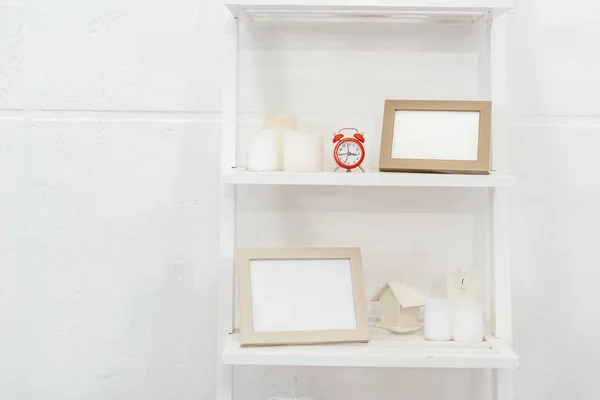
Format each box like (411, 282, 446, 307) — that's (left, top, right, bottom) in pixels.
(218, 1, 518, 399)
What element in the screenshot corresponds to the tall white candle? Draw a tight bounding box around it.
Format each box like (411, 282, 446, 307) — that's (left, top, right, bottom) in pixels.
(264, 114, 298, 171)
(424, 298, 452, 341)
(448, 270, 480, 302)
(452, 300, 483, 343)
(247, 129, 278, 172)
(283, 131, 324, 172)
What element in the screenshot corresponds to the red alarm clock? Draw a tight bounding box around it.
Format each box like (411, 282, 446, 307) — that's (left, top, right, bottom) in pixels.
(333, 128, 366, 172)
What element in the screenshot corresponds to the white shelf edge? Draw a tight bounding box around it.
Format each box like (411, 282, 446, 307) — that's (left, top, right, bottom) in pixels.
(224, 1, 513, 23)
(224, 0, 513, 10)
(222, 330, 519, 369)
(223, 169, 516, 188)
(224, 0, 513, 4)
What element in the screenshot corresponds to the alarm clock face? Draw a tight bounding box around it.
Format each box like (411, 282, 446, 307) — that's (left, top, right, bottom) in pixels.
(336, 139, 364, 168)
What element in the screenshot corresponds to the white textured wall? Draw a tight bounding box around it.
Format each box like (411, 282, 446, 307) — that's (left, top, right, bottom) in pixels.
(1, 0, 599, 399)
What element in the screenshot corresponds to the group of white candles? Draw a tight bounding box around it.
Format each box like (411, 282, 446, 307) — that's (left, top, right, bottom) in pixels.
(424, 272, 484, 343)
(424, 298, 483, 343)
(247, 115, 325, 173)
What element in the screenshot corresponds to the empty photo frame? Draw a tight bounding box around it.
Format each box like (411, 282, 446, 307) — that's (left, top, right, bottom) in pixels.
(379, 100, 492, 175)
(237, 248, 369, 347)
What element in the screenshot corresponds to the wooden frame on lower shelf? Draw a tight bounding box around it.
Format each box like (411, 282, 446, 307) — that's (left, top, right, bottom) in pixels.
(237, 247, 369, 347)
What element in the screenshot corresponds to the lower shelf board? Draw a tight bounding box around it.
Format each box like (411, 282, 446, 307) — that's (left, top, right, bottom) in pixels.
(221, 329, 519, 369)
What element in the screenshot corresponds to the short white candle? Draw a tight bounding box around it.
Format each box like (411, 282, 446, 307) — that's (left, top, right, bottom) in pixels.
(264, 114, 298, 171)
(247, 129, 278, 172)
(452, 300, 483, 343)
(424, 298, 452, 341)
(283, 131, 324, 172)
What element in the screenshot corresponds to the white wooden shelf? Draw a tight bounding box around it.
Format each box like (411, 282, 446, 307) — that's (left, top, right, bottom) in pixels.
(225, 1, 513, 24)
(223, 169, 516, 187)
(219, 1, 518, 397)
(222, 329, 519, 369)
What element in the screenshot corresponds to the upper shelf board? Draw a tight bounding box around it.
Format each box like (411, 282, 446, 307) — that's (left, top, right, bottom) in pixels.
(223, 169, 516, 188)
(224, 1, 514, 24)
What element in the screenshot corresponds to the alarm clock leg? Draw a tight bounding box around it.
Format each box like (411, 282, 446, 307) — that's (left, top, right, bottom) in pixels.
(334, 166, 341, 172)
(359, 165, 365, 173)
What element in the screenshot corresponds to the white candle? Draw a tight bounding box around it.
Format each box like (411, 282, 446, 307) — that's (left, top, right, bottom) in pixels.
(283, 131, 324, 172)
(448, 270, 480, 302)
(452, 300, 483, 343)
(264, 114, 298, 171)
(424, 298, 452, 341)
(247, 129, 278, 172)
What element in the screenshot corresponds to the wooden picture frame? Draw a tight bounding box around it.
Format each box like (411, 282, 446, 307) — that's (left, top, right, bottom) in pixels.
(379, 100, 492, 175)
(237, 247, 369, 347)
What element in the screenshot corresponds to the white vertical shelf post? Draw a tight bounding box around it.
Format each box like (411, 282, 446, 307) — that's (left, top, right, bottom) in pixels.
(477, 15, 492, 101)
(471, 17, 493, 400)
(489, 14, 514, 400)
(217, 6, 238, 400)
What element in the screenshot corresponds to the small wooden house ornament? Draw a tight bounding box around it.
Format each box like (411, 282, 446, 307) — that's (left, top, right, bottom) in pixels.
(371, 281, 426, 334)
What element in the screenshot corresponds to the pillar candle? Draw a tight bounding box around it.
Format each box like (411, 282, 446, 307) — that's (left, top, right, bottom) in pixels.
(247, 129, 277, 172)
(448, 270, 480, 302)
(264, 114, 298, 171)
(283, 131, 324, 172)
(452, 300, 483, 343)
(424, 298, 452, 341)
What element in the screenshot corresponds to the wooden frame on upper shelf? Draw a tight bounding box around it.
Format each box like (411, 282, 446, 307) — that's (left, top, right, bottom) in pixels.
(379, 100, 492, 175)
